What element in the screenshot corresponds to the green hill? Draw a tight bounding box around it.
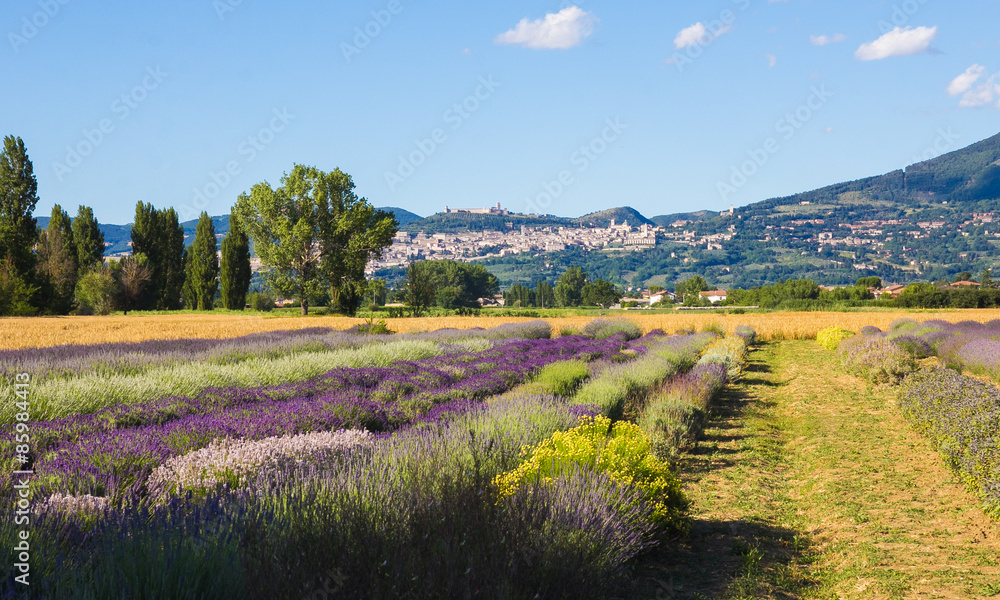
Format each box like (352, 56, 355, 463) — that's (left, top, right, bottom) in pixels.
(573, 207, 654, 228)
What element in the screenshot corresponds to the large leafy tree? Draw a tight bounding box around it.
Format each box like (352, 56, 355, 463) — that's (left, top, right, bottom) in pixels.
(36, 204, 78, 314)
(582, 279, 621, 309)
(220, 209, 252, 310)
(234, 165, 396, 315)
(183, 212, 219, 310)
(319, 172, 397, 315)
(131, 202, 185, 310)
(72, 205, 105, 271)
(0, 135, 39, 308)
(554, 267, 587, 307)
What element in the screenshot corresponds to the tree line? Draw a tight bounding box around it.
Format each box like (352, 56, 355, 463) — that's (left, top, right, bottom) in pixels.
(1, 136, 398, 317)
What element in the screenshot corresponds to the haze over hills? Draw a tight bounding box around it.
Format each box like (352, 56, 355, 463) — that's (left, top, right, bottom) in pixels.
(35, 130, 1000, 288)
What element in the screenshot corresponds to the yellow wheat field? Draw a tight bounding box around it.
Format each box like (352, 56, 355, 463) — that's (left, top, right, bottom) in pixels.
(3, 310, 1000, 351)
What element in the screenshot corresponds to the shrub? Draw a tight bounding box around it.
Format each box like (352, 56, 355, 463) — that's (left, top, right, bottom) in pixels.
(494, 415, 689, 534)
(247, 291, 275, 312)
(859, 325, 882, 335)
(639, 399, 707, 459)
(838, 335, 917, 385)
(697, 337, 748, 381)
(891, 335, 933, 359)
(348, 318, 394, 335)
(582, 318, 642, 341)
(733, 325, 757, 345)
(816, 326, 854, 351)
(74, 268, 120, 316)
(700, 322, 725, 336)
(530, 360, 590, 396)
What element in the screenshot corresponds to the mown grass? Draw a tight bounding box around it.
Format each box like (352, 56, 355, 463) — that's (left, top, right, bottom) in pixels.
(630, 341, 1000, 599)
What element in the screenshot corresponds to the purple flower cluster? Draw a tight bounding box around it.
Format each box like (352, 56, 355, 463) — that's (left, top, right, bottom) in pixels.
(899, 368, 1000, 519)
(838, 335, 917, 385)
(874, 318, 1000, 381)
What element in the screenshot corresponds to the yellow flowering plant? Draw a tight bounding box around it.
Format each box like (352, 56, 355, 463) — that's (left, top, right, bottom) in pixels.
(494, 415, 689, 533)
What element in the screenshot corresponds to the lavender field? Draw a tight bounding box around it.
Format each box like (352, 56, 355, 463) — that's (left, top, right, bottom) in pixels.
(2, 319, 749, 599)
(830, 320, 1000, 522)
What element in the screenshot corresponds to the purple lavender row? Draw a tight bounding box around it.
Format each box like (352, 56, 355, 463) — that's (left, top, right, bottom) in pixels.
(21, 335, 632, 501)
(898, 368, 1000, 519)
(869, 319, 1000, 380)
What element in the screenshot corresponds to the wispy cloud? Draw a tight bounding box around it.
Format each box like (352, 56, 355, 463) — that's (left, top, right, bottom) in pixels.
(673, 21, 731, 50)
(948, 64, 1000, 108)
(766, 53, 777, 68)
(855, 26, 937, 60)
(810, 33, 846, 46)
(947, 64, 986, 95)
(494, 6, 597, 50)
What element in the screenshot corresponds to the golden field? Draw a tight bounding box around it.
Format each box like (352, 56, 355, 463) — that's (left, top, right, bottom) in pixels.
(3, 309, 1000, 350)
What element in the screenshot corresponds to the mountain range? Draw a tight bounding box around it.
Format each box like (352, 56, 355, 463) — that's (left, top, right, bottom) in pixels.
(36, 130, 1000, 288)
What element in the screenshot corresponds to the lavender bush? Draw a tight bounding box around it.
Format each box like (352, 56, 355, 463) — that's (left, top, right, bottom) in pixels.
(898, 369, 1000, 520)
(838, 335, 917, 385)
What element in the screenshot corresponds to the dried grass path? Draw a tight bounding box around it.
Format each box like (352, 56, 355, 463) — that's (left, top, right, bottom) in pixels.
(629, 340, 1000, 600)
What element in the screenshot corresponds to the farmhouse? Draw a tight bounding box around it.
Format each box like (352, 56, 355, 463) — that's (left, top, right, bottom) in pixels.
(699, 290, 728, 304)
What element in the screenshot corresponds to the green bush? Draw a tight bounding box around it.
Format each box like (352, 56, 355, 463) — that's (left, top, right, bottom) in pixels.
(639, 399, 707, 460)
(582, 318, 642, 341)
(247, 291, 275, 312)
(530, 360, 590, 396)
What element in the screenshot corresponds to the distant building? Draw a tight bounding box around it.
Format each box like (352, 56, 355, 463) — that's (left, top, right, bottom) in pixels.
(950, 281, 981, 288)
(699, 290, 728, 304)
(444, 202, 509, 216)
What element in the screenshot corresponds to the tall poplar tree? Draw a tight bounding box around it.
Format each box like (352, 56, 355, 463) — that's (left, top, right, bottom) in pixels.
(72, 205, 105, 271)
(183, 212, 219, 310)
(220, 209, 252, 310)
(36, 204, 78, 314)
(0, 136, 40, 315)
(130, 202, 186, 310)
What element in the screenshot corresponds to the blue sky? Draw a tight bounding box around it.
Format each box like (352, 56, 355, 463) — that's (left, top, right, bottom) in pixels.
(4, 0, 999, 225)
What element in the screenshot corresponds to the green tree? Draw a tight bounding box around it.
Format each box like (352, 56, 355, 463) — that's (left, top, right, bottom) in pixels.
(36, 204, 78, 314)
(981, 268, 993, 288)
(220, 209, 252, 310)
(72, 205, 105, 271)
(366, 278, 387, 307)
(183, 212, 219, 310)
(116, 253, 151, 315)
(130, 202, 185, 310)
(0, 257, 37, 316)
(535, 280, 555, 309)
(855, 276, 882, 289)
(954, 271, 973, 282)
(0, 135, 39, 306)
(318, 171, 397, 315)
(554, 267, 587, 307)
(74, 265, 120, 315)
(234, 165, 396, 316)
(582, 279, 621, 309)
(505, 282, 535, 307)
(677, 275, 709, 304)
(404, 261, 436, 316)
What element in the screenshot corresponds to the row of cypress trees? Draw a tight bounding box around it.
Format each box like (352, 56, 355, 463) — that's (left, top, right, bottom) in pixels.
(0, 134, 253, 315)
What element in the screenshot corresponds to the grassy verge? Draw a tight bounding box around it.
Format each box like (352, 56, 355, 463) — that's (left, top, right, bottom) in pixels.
(631, 340, 1000, 599)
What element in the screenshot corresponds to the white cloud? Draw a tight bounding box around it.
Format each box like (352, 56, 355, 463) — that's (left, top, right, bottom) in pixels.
(944, 64, 1000, 109)
(494, 6, 596, 50)
(824, 127, 835, 133)
(766, 53, 777, 68)
(947, 64, 986, 96)
(810, 33, 846, 46)
(855, 26, 937, 60)
(673, 21, 731, 50)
